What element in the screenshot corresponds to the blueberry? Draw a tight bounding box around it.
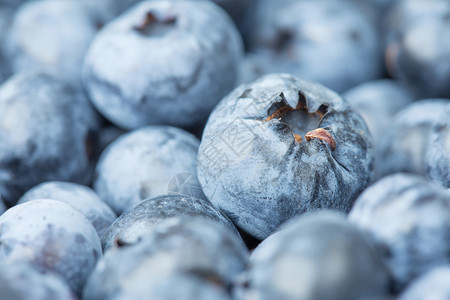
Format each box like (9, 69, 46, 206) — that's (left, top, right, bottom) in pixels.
(384, 0, 450, 47)
(18, 181, 117, 238)
(342, 79, 415, 145)
(94, 125, 202, 215)
(384, 0, 450, 98)
(0, 262, 75, 300)
(376, 99, 450, 180)
(424, 105, 450, 188)
(242, 0, 382, 92)
(235, 211, 391, 300)
(349, 173, 450, 290)
(101, 194, 240, 250)
(0, 71, 100, 206)
(198, 73, 374, 239)
(82, 0, 243, 129)
(4, 0, 108, 87)
(84, 217, 248, 300)
(397, 266, 450, 300)
(0, 199, 102, 296)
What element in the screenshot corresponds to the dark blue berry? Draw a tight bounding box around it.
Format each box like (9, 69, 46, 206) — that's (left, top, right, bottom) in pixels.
(236, 211, 391, 300)
(18, 181, 117, 238)
(84, 217, 248, 300)
(0, 71, 100, 206)
(101, 194, 240, 250)
(349, 173, 450, 290)
(82, 0, 243, 129)
(94, 125, 202, 215)
(0, 199, 102, 296)
(198, 73, 374, 239)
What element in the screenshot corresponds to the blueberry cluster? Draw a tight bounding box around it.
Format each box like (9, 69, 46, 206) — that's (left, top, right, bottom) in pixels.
(0, 0, 449, 299)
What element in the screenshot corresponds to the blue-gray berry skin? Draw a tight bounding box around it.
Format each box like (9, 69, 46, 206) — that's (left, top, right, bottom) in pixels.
(0, 71, 100, 206)
(84, 217, 248, 300)
(243, 0, 381, 93)
(94, 125, 201, 215)
(342, 79, 415, 144)
(0, 6, 13, 85)
(101, 194, 240, 250)
(376, 99, 450, 180)
(94, 0, 252, 29)
(18, 181, 117, 238)
(198, 73, 374, 240)
(0, 52, 10, 86)
(0, 262, 76, 300)
(112, 272, 232, 300)
(398, 266, 450, 300)
(349, 173, 450, 290)
(0, 199, 102, 296)
(425, 105, 450, 188)
(348, 0, 394, 24)
(0, 50, 11, 84)
(0, 195, 6, 216)
(82, 0, 243, 130)
(384, 0, 450, 46)
(385, 0, 450, 98)
(0, 0, 28, 8)
(235, 211, 391, 300)
(4, 0, 108, 87)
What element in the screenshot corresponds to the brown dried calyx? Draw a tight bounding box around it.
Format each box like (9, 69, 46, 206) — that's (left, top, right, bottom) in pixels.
(305, 128, 336, 151)
(264, 92, 336, 150)
(134, 11, 176, 36)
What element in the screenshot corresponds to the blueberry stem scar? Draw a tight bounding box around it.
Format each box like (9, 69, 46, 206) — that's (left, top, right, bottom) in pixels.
(305, 128, 336, 150)
(133, 11, 176, 33)
(263, 96, 329, 145)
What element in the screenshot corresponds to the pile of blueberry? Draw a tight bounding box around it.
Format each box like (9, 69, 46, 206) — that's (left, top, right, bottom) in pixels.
(0, 0, 449, 299)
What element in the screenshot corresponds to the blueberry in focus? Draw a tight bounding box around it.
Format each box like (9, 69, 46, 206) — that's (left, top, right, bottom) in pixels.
(94, 125, 202, 215)
(0, 199, 102, 296)
(101, 194, 239, 250)
(18, 181, 117, 238)
(4, 0, 109, 87)
(397, 266, 450, 300)
(84, 217, 248, 300)
(0, 71, 100, 206)
(82, 0, 243, 129)
(384, 0, 450, 98)
(242, 0, 382, 92)
(0, 262, 75, 300)
(235, 211, 391, 300)
(376, 98, 449, 181)
(349, 173, 450, 290)
(198, 73, 374, 239)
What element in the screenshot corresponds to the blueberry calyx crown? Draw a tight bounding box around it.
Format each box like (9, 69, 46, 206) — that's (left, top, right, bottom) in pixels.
(263, 91, 335, 150)
(133, 11, 176, 37)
